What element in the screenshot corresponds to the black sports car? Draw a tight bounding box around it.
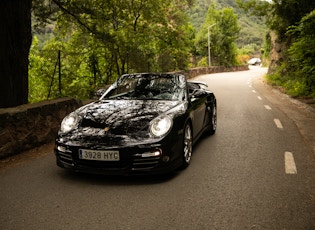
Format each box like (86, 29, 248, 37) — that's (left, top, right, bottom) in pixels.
(55, 73, 217, 175)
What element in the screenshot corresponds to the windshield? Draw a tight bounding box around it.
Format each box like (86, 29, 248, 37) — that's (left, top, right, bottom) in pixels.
(101, 74, 186, 101)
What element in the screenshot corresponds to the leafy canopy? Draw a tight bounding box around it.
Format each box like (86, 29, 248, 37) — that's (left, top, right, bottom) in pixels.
(29, 0, 194, 102)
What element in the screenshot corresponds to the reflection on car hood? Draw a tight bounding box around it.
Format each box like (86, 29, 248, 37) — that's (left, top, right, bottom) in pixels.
(76, 100, 180, 135)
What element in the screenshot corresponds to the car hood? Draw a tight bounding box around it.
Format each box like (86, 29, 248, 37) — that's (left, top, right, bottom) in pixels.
(58, 99, 187, 147)
(77, 99, 180, 134)
(59, 100, 184, 144)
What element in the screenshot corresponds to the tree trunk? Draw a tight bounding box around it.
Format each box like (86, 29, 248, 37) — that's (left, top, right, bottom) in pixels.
(0, 0, 32, 108)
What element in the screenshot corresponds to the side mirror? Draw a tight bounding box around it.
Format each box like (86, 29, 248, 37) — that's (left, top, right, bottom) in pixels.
(191, 89, 205, 97)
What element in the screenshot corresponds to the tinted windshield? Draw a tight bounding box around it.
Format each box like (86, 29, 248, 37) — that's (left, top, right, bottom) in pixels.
(102, 74, 186, 101)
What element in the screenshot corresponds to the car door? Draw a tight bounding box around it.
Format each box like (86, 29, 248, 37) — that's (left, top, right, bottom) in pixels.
(188, 84, 208, 139)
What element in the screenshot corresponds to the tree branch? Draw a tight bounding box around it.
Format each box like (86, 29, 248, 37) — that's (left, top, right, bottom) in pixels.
(51, 0, 114, 43)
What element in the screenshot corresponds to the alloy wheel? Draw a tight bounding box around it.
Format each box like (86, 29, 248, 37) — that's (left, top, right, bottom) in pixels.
(209, 102, 217, 135)
(182, 124, 192, 168)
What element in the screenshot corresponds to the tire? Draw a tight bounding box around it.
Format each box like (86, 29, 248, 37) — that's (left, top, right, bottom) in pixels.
(181, 123, 193, 169)
(208, 101, 217, 135)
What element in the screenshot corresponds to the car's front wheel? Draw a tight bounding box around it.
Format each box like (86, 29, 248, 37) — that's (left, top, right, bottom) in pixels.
(181, 123, 193, 169)
(208, 101, 217, 135)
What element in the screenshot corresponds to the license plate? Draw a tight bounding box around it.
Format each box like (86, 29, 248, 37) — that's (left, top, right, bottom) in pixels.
(79, 149, 120, 161)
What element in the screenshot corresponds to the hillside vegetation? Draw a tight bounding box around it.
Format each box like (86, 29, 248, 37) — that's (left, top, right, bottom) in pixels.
(188, 0, 267, 49)
(237, 0, 315, 98)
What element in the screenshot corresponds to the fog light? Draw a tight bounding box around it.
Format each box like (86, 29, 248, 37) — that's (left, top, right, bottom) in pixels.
(141, 149, 161, 157)
(57, 146, 67, 152)
(162, 156, 170, 162)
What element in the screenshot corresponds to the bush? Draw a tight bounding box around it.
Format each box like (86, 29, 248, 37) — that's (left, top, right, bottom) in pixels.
(266, 10, 315, 99)
(266, 64, 315, 98)
(197, 57, 208, 67)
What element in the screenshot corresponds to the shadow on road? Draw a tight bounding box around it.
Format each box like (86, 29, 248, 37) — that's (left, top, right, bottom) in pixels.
(56, 169, 180, 186)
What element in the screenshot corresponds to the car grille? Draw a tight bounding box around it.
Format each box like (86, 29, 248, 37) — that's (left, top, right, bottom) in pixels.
(58, 149, 74, 166)
(132, 156, 160, 171)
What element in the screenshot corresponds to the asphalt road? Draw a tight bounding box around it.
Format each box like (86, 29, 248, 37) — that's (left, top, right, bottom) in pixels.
(1, 66, 315, 229)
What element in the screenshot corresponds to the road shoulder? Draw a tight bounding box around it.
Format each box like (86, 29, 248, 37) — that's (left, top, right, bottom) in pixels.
(0, 141, 54, 171)
(253, 76, 315, 155)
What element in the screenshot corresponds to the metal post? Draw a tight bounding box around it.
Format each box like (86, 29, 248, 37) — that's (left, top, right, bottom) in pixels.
(58, 50, 61, 95)
(208, 23, 216, 67)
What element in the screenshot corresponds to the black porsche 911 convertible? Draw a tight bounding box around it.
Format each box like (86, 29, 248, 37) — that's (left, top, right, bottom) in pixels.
(55, 73, 217, 175)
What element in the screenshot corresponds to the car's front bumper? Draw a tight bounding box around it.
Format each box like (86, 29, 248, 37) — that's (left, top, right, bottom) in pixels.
(55, 133, 183, 175)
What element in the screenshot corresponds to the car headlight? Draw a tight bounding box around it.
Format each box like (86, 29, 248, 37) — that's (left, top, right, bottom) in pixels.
(60, 112, 79, 133)
(150, 115, 173, 137)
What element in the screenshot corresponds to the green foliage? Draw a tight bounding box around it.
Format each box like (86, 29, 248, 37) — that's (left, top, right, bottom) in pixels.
(266, 9, 315, 99)
(270, 0, 315, 40)
(197, 57, 208, 67)
(237, 16, 266, 47)
(29, 36, 66, 102)
(195, 3, 240, 66)
(284, 10, 315, 97)
(29, 27, 123, 102)
(53, 0, 193, 73)
(266, 69, 314, 98)
(237, 0, 315, 41)
(189, 0, 266, 48)
(29, 36, 47, 102)
(29, 0, 194, 102)
(238, 0, 315, 98)
(188, 0, 211, 30)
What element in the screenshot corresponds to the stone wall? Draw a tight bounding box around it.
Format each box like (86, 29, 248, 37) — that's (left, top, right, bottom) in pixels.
(0, 98, 82, 159)
(0, 66, 248, 159)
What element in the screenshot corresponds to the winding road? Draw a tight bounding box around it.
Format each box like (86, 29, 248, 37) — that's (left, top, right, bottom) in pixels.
(1, 66, 315, 229)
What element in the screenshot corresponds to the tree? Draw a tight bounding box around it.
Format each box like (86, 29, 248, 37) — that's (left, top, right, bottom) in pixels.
(28, 0, 194, 101)
(0, 0, 32, 108)
(50, 0, 193, 74)
(237, 0, 315, 97)
(284, 10, 315, 97)
(195, 3, 240, 66)
(236, 0, 315, 41)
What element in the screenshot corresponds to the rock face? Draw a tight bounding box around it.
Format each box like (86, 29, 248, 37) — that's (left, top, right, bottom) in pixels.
(268, 31, 289, 74)
(0, 98, 82, 159)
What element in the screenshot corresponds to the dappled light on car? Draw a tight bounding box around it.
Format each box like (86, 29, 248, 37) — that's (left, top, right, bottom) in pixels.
(55, 73, 217, 175)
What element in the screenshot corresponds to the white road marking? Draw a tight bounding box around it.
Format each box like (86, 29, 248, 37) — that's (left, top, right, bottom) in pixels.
(247, 78, 252, 87)
(284, 152, 297, 174)
(264, 105, 272, 110)
(252, 90, 256, 93)
(257, 96, 262, 100)
(274, 119, 283, 129)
